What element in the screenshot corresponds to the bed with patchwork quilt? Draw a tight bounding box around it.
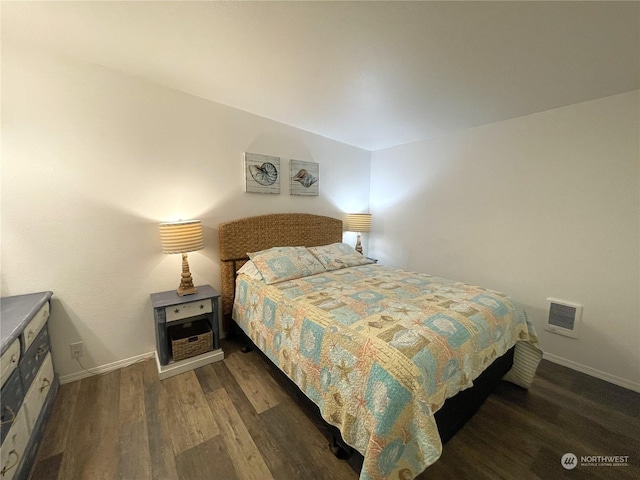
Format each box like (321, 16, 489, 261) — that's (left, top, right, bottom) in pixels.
(230, 243, 542, 480)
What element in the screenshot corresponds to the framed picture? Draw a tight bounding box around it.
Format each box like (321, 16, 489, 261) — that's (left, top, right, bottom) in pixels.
(290, 159, 319, 196)
(245, 153, 280, 194)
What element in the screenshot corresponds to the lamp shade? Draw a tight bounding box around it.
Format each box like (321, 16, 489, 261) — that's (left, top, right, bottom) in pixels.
(346, 213, 372, 233)
(159, 220, 204, 254)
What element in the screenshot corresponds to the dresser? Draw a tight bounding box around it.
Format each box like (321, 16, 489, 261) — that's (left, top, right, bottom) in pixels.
(1, 292, 58, 480)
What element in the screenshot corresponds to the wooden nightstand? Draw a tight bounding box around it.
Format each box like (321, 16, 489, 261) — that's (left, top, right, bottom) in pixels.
(150, 285, 224, 380)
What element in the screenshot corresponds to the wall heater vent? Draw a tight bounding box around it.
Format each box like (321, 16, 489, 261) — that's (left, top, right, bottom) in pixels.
(545, 298, 582, 338)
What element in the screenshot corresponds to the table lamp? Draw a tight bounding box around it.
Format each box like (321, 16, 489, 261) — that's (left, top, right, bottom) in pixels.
(159, 219, 204, 296)
(346, 213, 372, 255)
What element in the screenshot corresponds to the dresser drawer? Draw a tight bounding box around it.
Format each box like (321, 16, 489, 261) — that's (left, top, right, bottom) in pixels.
(0, 339, 20, 389)
(18, 326, 50, 395)
(23, 353, 54, 432)
(21, 301, 49, 353)
(0, 370, 24, 445)
(165, 298, 212, 323)
(0, 407, 29, 480)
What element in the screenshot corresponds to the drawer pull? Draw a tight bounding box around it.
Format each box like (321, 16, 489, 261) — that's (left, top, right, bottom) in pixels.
(1, 450, 20, 476)
(35, 346, 48, 360)
(10, 354, 17, 364)
(40, 377, 51, 393)
(0, 406, 15, 425)
(27, 329, 35, 339)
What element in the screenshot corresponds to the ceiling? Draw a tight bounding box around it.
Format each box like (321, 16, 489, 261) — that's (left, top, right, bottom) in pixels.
(2, 1, 639, 151)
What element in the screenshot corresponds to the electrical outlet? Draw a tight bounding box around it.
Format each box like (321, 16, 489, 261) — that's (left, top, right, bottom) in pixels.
(70, 342, 83, 359)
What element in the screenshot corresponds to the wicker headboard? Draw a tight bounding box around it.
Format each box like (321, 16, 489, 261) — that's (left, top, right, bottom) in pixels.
(218, 213, 343, 333)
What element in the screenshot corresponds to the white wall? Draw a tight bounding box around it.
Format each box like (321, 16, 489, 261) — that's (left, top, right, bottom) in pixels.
(370, 91, 640, 391)
(1, 43, 371, 381)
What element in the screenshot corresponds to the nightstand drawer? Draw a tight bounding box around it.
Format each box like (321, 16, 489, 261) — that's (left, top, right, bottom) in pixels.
(165, 298, 212, 323)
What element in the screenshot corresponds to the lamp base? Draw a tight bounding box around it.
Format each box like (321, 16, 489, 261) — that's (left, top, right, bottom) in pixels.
(354, 233, 363, 255)
(177, 284, 198, 296)
(177, 253, 198, 296)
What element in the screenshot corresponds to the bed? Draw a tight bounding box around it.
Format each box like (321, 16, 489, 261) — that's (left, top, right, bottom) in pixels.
(219, 213, 542, 480)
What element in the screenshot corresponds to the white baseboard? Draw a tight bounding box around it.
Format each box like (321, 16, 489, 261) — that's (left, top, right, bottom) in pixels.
(542, 352, 640, 393)
(59, 351, 156, 385)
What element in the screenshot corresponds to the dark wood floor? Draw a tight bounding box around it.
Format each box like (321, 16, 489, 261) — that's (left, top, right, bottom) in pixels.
(29, 338, 639, 480)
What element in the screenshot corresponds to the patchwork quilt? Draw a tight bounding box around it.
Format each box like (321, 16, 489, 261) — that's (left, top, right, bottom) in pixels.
(233, 264, 542, 480)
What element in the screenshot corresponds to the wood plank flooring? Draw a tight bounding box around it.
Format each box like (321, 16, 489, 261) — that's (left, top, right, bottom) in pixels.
(29, 338, 639, 480)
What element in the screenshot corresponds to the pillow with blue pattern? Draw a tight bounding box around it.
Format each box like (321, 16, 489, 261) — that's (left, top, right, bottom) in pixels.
(248, 246, 326, 284)
(307, 243, 374, 271)
(236, 260, 265, 282)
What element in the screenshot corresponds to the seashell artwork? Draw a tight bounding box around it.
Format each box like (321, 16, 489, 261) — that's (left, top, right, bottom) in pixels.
(245, 153, 280, 194)
(290, 159, 319, 196)
(292, 169, 318, 188)
(249, 162, 278, 186)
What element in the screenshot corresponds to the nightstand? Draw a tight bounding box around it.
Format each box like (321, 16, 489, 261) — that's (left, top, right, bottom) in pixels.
(150, 285, 224, 380)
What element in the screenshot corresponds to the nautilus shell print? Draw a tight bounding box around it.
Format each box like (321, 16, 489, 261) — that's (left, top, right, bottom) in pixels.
(292, 168, 318, 188)
(245, 153, 280, 193)
(249, 162, 278, 186)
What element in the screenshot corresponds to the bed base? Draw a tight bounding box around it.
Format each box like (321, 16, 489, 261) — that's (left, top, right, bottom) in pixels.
(232, 320, 514, 474)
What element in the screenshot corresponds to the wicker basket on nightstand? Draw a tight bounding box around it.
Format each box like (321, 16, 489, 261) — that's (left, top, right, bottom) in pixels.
(168, 320, 213, 361)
